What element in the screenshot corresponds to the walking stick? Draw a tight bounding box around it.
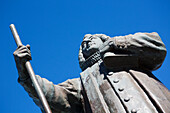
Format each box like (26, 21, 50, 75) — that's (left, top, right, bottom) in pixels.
(10, 24, 52, 113)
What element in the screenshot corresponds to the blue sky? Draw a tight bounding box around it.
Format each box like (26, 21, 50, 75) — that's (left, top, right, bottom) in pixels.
(1, 0, 170, 113)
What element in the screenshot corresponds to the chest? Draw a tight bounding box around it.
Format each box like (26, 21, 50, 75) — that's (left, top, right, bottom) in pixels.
(80, 63, 170, 113)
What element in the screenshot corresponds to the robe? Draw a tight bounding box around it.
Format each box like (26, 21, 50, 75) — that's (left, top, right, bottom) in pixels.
(18, 32, 170, 113)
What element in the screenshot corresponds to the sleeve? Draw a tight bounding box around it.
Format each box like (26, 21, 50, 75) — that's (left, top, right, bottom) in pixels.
(18, 76, 84, 113)
(110, 32, 167, 70)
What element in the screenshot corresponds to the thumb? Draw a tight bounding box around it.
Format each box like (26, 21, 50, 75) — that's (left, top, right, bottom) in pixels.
(26, 44, 31, 50)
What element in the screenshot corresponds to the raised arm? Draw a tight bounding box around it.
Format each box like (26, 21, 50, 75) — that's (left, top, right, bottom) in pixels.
(101, 32, 167, 71)
(13, 45, 83, 113)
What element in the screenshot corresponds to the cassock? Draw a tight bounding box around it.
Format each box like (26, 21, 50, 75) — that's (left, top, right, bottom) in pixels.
(18, 32, 170, 113)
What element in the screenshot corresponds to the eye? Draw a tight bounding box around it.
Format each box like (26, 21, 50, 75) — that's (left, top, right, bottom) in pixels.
(90, 36, 97, 40)
(89, 36, 94, 40)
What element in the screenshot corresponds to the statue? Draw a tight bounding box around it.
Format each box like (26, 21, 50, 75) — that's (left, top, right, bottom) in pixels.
(13, 32, 170, 113)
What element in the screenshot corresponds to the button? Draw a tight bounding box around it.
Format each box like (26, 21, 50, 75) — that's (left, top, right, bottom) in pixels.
(108, 72, 114, 76)
(118, 88, 124, 91)
(113, 79, 119, 83)
(124, 97, 130, 102)
(131, 109, 137, 113)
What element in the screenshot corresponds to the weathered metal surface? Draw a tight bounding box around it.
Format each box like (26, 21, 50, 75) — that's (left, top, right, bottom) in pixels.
(14, 32, 169, 113)
(90, 63, 126, 113)
(129, 70, 170, 113)
(80, 67, 110, 113)
(81, 61, 170, 113)
(107, 71, 158, 113)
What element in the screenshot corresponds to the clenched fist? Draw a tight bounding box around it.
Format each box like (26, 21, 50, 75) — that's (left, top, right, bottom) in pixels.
(13, 44, 32, 80)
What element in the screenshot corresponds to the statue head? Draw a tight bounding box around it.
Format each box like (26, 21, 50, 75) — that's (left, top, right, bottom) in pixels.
(79, 34, 110, 70)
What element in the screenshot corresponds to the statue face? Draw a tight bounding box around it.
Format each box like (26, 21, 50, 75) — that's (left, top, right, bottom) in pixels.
(81, 35, 103, 58)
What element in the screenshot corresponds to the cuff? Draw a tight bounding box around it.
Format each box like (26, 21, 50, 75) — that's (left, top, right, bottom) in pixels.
(113, 35, 131, 49)
(18, 76, 30, 83)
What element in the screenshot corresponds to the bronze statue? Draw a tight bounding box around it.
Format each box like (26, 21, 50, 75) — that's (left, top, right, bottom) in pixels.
(13, 32, 170, 113)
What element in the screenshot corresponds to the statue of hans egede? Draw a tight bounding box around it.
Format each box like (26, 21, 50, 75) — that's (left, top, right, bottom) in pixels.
(13, 32, 170, 113)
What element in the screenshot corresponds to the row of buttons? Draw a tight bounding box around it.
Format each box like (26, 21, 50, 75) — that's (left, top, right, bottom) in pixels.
(108, 71, 138, 113)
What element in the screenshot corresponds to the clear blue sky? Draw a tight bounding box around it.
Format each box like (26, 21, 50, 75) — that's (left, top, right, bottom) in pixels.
(1, 0, 170, 113)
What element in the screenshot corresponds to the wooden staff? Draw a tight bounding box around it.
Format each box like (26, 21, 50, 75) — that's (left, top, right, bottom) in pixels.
(10, 24, 52, 113)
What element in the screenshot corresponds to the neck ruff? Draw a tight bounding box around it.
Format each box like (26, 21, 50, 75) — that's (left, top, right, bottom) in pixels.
(80, 51, 102, 71)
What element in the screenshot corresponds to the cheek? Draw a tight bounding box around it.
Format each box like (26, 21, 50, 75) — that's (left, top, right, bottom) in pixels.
(95, 40, 103, 47)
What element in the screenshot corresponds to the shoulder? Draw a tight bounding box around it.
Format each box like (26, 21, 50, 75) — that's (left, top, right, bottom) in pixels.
(58, 78, 81, 91)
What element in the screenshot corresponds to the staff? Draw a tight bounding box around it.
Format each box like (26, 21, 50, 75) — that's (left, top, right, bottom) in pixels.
(10, 24, 52, 113)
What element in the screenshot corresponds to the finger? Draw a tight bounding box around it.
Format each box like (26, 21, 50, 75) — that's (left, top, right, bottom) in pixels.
(17, 45, 24, 50)
(16, 46, 31, 54)
(15, 47, 31, 56)
(13, 47, 26, 56)
(17, 53, 32, 60)
(13, 50, 18, 56)
(18, 49, 31, 55)
(14, 47, 31, 58)
(17, 45, 27, 51)
(26, 44, 30, 50)
(17, 46, 31, 54)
